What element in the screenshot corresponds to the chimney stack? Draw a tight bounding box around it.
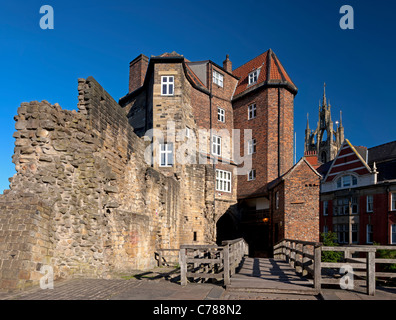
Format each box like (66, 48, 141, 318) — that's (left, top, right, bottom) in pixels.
(129, 54, 149, 93)
(223, 54, 232, 73)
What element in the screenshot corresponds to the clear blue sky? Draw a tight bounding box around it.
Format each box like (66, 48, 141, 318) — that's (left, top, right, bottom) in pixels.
(0, 0, 395, 192)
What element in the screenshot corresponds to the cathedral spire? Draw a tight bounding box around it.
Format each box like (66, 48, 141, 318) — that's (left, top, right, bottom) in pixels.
(322, 82, 327, 106)
(306, 113, 310, 130)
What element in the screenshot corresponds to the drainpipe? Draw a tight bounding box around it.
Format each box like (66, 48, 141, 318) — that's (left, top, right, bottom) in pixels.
(210, 63, 216, 239)
(277, 88, 281, 177)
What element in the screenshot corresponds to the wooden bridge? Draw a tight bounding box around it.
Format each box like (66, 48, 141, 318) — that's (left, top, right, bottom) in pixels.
(157, 238, 396, 297)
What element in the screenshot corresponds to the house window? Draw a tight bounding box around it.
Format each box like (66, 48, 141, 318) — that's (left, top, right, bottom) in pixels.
(185, 127, 190, 138)
(336, 175, 358, 189)
(323, 201, 328, 216)
(323, 225, 329, 234)
(335, 224, 349, 244)
(367, 195, 373, 212)
(217, 107, 225, 122)
(248, 70, 259, 85)
(334, 197, 358, 216)
(352, 224, 358, 243)
(213, 70, 224, 87)
(392, 193, 396, 211)
(366, 224, 373, 244)
(159, 143, 173, 167)
(216, 169, 231, 193)
(248, 139, 256, 155)
(212, 135, 221, 156)
(248, 169, 256, 181)
(275, 192, 279, 209)
(161, 76, 174, 96)
(391, 224, 396, 244)
(248, 104, 257, 120)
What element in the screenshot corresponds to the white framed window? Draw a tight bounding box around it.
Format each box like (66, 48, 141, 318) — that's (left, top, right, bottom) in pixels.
(335, 224, 349, 244)
(212, 135, 221, 156)
(217, 107, 225, 122)
(366, 224, 373, 244)
(248, 104, 256, 120)
(161, 76, 174, 96)
(367, 195, 373, 212)
(248, 139, 256, 155)
(391, 224, 396, 244)
(248, 169, 256, 181)
(334, 197, 358, 216)
(216, 169, 231, 193)
(336, 175, 358, 189)
(248, 70, 259, 85)
(323, 201, 328, 216)
(323, 225, 329, 234)
(392, 193, 396, 211)
(213, 70, 224, 87)
(159, 143, 173, 167)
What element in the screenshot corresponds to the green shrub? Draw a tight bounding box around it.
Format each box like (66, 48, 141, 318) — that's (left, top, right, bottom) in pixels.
(321, 231, 343, 263)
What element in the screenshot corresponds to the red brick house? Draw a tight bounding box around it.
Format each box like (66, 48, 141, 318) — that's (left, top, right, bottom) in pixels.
(319, 139, 396, 245)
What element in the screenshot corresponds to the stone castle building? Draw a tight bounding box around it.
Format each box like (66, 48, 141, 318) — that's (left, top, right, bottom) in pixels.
(305, 84, 345, 164)
(0, 49, 320, 291)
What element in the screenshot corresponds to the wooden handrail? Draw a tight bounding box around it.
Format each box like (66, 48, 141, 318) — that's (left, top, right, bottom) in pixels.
(272, 239, 396, 296)
(179, 238, 249, 286)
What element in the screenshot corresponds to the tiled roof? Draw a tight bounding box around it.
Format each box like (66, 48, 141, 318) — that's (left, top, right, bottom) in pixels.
(232, 49, 297, 97)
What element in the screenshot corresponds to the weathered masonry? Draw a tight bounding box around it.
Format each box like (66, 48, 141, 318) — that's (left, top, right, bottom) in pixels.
(0, 77, 216, 290)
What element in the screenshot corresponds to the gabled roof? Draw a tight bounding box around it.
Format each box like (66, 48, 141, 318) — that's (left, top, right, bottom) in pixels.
(268, 158, 321, 190)
(232, 49, 297, 99)
(323, 139, 372, 183)
(367, 140, 396, 164)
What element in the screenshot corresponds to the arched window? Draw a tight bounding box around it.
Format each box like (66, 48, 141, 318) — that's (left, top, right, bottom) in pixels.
(336, 174, 358, 189)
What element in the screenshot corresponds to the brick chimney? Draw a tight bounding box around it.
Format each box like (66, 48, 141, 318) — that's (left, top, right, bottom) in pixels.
(223, 54, 232, 73)
(304, 151, 319, 169)
(129, 54, 149, 93)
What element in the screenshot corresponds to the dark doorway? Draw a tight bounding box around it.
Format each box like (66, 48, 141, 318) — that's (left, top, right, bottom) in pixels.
(216, 212, 240, 245)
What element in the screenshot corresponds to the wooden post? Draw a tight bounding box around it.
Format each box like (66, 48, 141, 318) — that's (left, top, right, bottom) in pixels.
(302, 244, 308, 276)
(314, 245, 322, 292)
(223, 244, 230, 286)
(180, 247, 187, 286)
(158, 250, 163, 267)
(367, 250, 376, 296)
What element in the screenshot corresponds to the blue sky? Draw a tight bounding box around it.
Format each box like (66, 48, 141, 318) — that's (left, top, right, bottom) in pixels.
(0, 0, 395, 192)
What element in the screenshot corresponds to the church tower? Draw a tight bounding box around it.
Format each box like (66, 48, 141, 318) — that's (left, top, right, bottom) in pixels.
(304, 83, 345, 164)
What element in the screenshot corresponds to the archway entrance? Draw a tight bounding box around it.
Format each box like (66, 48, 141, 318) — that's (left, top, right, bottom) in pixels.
(216, 212, 240, 245)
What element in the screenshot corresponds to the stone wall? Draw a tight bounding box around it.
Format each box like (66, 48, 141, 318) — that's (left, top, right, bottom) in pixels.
(0, 76, 215, 291)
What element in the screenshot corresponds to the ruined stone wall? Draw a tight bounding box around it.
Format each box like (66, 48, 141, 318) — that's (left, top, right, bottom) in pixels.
(0, 76, 215, 291)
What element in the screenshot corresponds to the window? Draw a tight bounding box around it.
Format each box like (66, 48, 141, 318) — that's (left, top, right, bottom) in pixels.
(248, 139, 256, 155)
(391, 224, 396, 244)
(248, 169, 256, 181)
(216, 169, 231, 192)
(335, 224, 349, 244)
(212, 135, 221, 156)
(161, 76, 174, 96)
(334, 197, 358, 216)
(248, 70, 259, 85)
(352, 224, 358, 243)
(275, 192, 279, 209)
(213, 70, 224, 87)
(323, 201, 328, 216)
(323, 225, 329, 235)
(159, 143, 173, 167)
(366, 224, 373, 244)
(248, 104, 257, 120)
(185, 127, 190, 138)
(217, 107, 225, 122)
(392, 193, 396, 211)
(336, 175, 358, 189)
(367, 195, 373, 212)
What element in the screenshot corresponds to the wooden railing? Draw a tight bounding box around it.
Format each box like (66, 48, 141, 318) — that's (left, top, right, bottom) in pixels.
(179, 238, 248, 286)
(155, 248, 180, 267)
(273, 239, 396, 296)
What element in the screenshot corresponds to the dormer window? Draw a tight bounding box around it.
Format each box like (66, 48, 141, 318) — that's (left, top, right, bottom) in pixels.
(248, 69, 259, 85)
(213, 70, 224, 87)
(336, 174, 358, 189)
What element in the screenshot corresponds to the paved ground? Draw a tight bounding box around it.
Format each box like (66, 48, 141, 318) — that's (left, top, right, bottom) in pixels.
(0, 265, 395, 301)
